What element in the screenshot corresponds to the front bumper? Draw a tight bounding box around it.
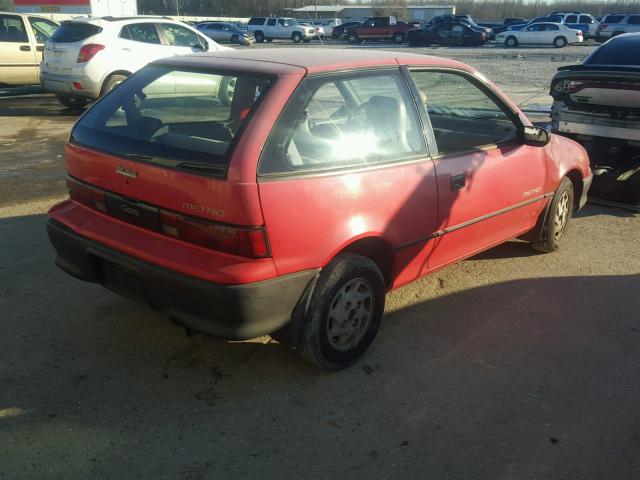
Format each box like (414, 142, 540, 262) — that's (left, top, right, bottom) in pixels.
(47, 219, 318, 340)
(579, 173, 593, 210)
(40, 71, 101, 99)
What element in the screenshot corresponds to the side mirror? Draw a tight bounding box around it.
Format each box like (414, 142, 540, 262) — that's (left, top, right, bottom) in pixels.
(191, 41, 206, 51)
(523, 125, 550, 147)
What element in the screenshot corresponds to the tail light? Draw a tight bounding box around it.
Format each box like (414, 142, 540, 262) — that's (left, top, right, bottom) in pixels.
(601, 24, 608, 30)
(67, 176, 270, 259)
(160, 211, 270, 258)
(77, 44, 105, 63)
(67, 176, 107, 212)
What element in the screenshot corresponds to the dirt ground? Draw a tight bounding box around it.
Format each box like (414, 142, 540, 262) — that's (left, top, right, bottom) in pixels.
(1, 43, 640, 480)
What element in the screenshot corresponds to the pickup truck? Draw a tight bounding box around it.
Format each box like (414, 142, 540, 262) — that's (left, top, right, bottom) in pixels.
(344, 16, 415, 44)
(0, 12, 58, 86)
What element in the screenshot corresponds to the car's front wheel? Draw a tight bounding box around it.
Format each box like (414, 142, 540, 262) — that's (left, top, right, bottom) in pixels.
(393, 32, 405, 44)
(55, 94, 89, 110)
(292, 32, 302, 43)
(347, 32, 359, 44)
(298, 253, 385, 370)
(532, 177, 574, 253)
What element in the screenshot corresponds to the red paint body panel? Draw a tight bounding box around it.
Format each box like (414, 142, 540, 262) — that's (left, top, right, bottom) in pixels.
(66, 144, 264, 226)
(258, 159, 439, 285)
(427, 144, 548, 268)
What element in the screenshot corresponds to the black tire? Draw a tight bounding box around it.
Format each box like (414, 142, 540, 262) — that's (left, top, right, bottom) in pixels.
(553, 36, 568, 48)
(505, 36, 518, 48)
(531, 177, 574, 253)
(347, 32, 359, 44)
(292, 32, 302, 43)
(231, 34, 239, 44)
(55, 94, 89, 110)
(218, 76, 235, 106)
(254, 31, 264, 43)
(298, 253, 385, 370)
(393, 32, 404, 44)
(100, 73, 128, 96)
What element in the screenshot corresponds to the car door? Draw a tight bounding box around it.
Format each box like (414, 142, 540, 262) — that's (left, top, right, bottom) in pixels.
(156, 22, 210, 56)
(265, 18, 277, 38)
(579, 15, 597, 36)
(257, 69, 439, 287)
(202, 23, 223, 42)
(434, 23, 452, 44)
(449, 24, 465, 45)
(118, 22, 167, 72)
(0, 14, 38, 85)
(519, 24, 540, 43)
(408, 69, 548, 269)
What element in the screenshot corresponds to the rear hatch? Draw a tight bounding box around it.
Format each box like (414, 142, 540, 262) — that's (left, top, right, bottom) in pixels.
(64, 63, 276, 259)
(42, 21, 102, 75)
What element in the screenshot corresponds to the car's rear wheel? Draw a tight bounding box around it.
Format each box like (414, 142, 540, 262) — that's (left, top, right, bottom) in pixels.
(292, 32, 302, 43)
(254, 31, 264, 43)
(393, 32, 405, 44)
(531, 177, 574, 253)
(100, 73, 128, 96)
(347, 32, 359, 44)
(55, 94, 88, 110)
(298, 253, 385, 370)
(505, 36, 518, 47)
(554, 36, 568, 48)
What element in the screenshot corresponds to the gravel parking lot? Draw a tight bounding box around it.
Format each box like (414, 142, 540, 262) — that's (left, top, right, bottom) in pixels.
(1, 43, 639, 480)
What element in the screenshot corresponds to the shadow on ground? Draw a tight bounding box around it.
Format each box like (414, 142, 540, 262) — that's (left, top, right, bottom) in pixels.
(1, 213, 639, 479)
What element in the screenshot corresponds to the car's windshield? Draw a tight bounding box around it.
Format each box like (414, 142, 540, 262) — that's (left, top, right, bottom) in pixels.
(72, 66, 274, 173)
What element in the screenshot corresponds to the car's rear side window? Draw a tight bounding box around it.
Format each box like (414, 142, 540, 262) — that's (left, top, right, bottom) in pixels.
(50, 22, 101, 42)
(628, 15, 640, 25)
(71, 66, 274, 174)
(120, 23, 160, 44)
(603, 15, 625, 24)
(259, 70, 426, 175)
(248, 17, 265, 26)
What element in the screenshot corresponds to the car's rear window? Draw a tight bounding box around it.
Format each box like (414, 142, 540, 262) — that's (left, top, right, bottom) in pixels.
(602, 15, 625, 24)
(51, 22, 102, 42)
(586, 36, 640, 65)
(71, 66, 274, 175)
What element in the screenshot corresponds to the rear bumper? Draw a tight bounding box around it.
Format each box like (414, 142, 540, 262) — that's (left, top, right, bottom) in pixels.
(47, 219, 319, 340)
(553, 109, 640, 141)
(40, 71, 101, 99)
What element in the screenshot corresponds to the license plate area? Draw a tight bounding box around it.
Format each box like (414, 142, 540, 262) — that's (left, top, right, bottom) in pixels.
(105, 193, 162, 231)
(90, 253, 147, 305)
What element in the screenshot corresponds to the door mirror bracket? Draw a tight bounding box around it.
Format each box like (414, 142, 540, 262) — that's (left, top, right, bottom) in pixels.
(522, 125, 550, 147)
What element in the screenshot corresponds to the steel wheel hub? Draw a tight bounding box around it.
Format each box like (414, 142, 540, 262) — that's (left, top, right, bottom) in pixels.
(554, 191, 570, 239)
(326, 278, 374, 352)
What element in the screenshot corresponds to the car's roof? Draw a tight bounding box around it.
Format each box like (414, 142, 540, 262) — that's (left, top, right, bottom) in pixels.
(156, 48, 473, 75)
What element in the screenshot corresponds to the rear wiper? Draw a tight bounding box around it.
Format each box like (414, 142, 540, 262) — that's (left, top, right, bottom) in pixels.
(176, 162, 226, 174)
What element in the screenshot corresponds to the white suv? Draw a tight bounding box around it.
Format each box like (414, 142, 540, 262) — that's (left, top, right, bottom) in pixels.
(246, 17, 316, 43)
(40, 16, 230, 108)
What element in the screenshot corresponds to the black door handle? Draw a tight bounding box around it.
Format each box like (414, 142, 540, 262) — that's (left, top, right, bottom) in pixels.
(451, 174, 466, 191)
(20, 45, 31, 51)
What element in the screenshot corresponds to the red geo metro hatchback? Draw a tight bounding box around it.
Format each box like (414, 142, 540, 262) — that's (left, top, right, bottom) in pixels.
(48, 49, 592, 370)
